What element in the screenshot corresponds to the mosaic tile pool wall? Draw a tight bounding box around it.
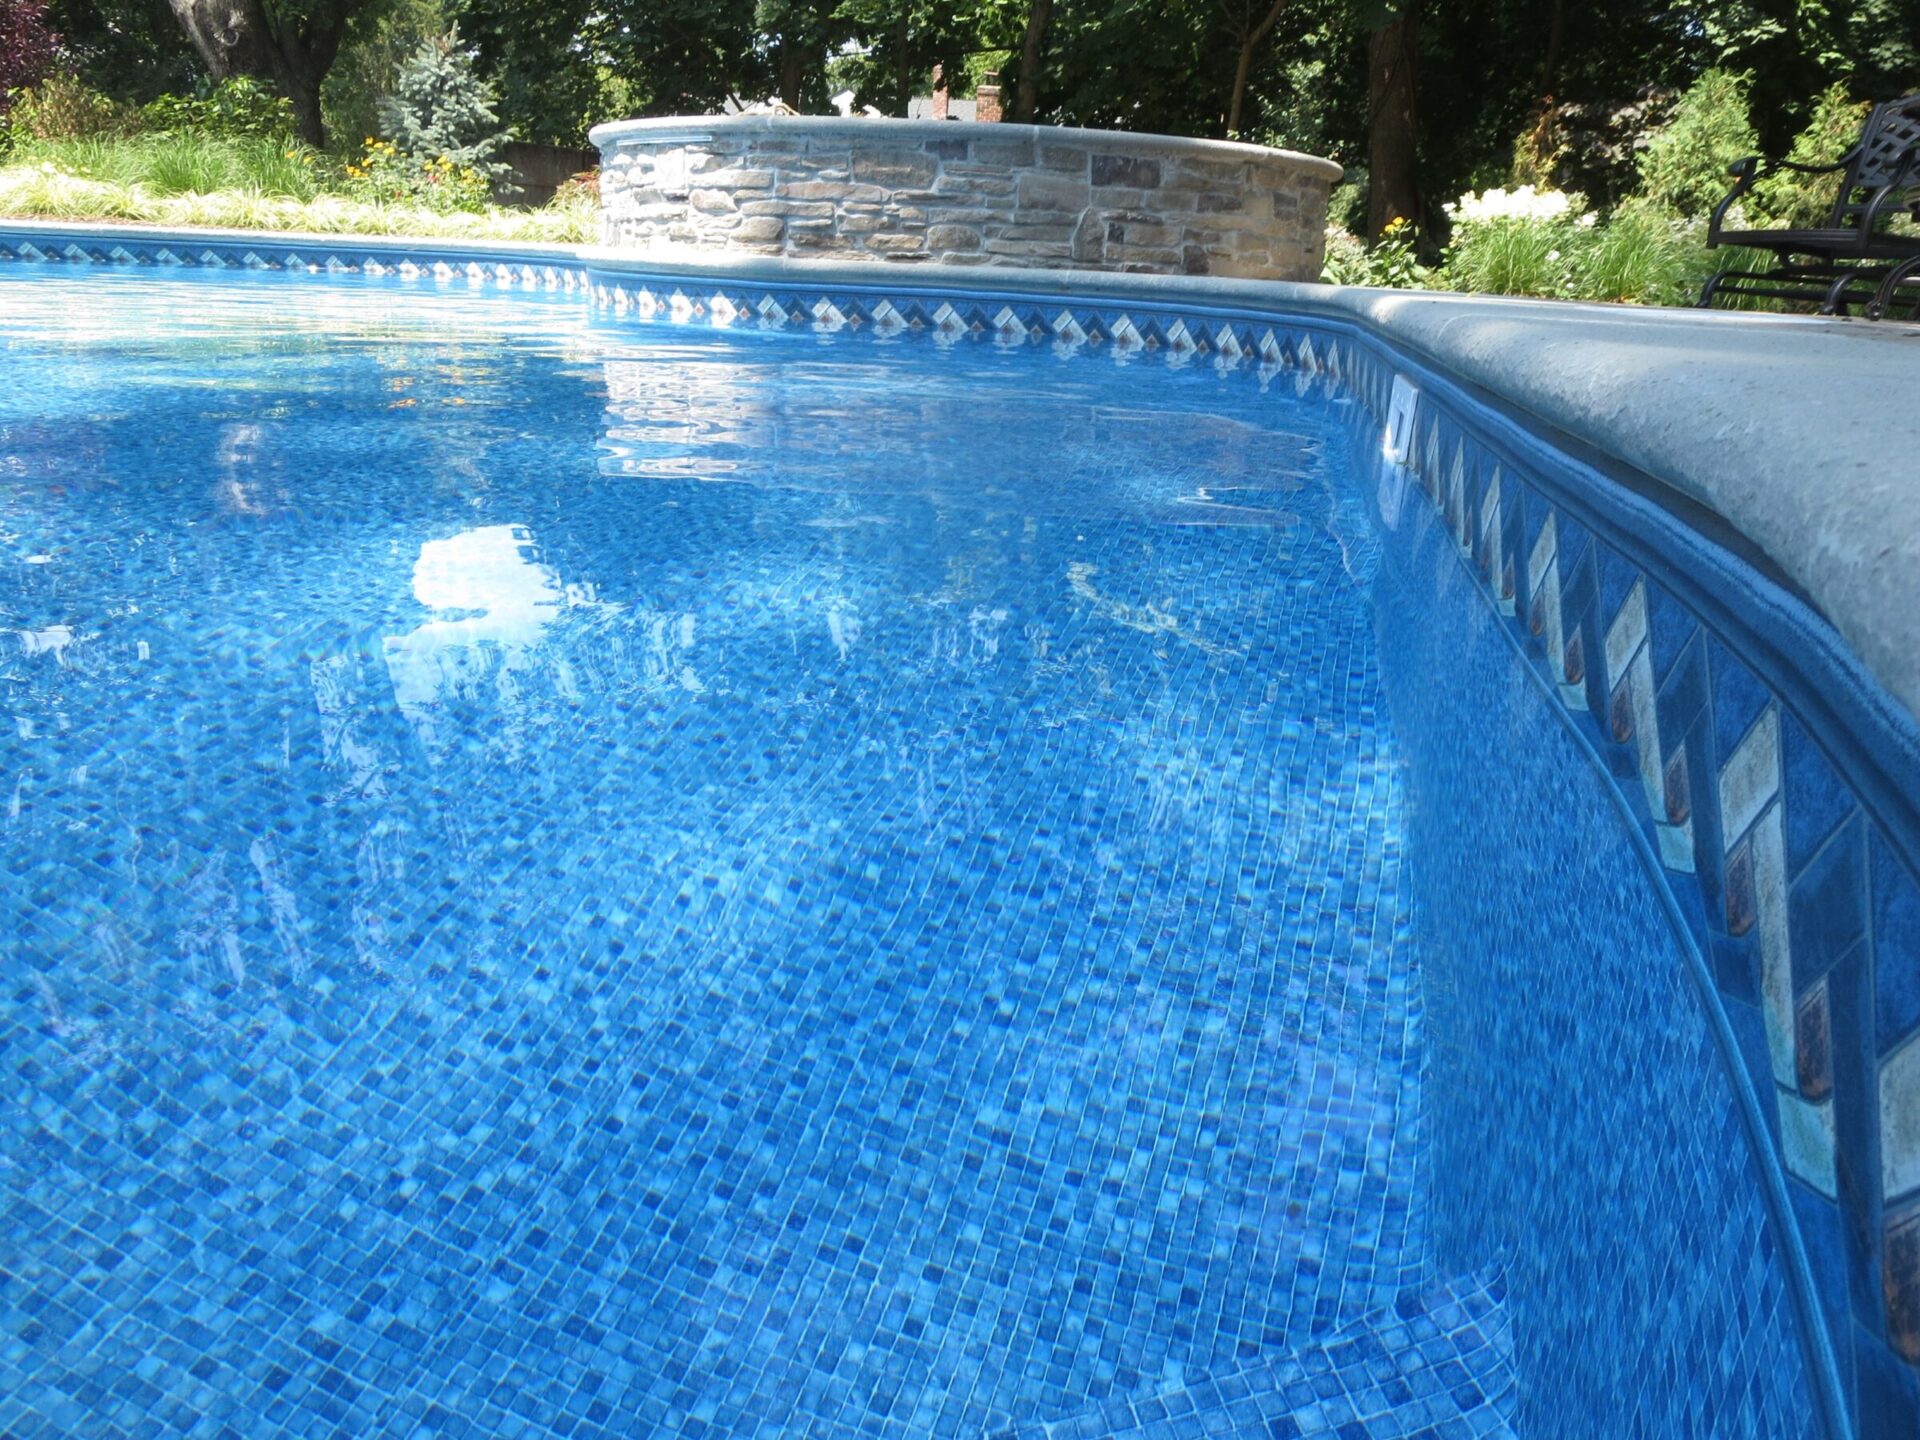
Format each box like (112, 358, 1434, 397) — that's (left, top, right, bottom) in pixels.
(3, 226, 1920, 1438)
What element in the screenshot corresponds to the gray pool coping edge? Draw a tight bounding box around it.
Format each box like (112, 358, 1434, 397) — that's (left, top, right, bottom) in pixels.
(586, 114, 1344, 182)
(5, 219, 1917, 731)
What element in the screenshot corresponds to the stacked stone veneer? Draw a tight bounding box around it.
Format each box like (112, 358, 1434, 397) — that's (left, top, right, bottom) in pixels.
(588, 116, 1340, 281)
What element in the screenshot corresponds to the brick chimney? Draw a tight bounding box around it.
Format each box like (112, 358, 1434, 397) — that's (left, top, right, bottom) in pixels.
(975, 71, 1002, 123)
(931, 64, 949, 120)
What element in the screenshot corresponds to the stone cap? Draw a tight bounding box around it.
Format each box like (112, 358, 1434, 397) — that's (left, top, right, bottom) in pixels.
(587, 114, 1343, 182)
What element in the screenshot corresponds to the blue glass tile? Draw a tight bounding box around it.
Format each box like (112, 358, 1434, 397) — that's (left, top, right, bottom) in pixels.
(1854, 1319, 1920, 1440)
(1645, 581, 1698, 689)
(1783, 709, 1855, 881)
(1706, 633, 1772, 772)
(1825, 937, 1884, 1334)
(1711, 931, 1760, 1008)
(1558, 541, 1604, 710)
(1655, 633, 1710, 756)
(1789, 818, 1868, 992)
(1873, 829, 1920, 1057)
(1593, 543, 1640, 637)
(1556, 514, 1590, 579)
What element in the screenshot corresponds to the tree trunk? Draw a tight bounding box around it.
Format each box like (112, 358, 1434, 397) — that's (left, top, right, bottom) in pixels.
(165, 0, 275, 80)
(1366, 4, 1419, 238)
(1226, 0, 1287, 138)
(1534, 0, 1565, 112)
(894, 9, 910, 118)
(1011, 0, 1051, 123)
(282, 70, 326, 148)
(165, 0, 353, 149)
(778, 44, 803, 110)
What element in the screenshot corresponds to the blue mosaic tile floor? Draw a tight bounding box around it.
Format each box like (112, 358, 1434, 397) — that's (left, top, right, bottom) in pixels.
(0, 267, 1820, 1437)
(1, 271, 1425, 1438)
(995, 1269, 1516, 1439)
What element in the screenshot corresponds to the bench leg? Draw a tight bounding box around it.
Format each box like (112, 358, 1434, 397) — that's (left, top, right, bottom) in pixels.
(1867, 256, 1920, 321)
(1818, 269, 1862, 315)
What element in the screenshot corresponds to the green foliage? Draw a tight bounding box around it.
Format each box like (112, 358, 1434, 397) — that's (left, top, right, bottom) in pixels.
(1321, 217, 1429, 287)
(8, 71, 127, 138)
(44, 0, 198, 105)
(379, 29, 508, 179)
(1, 0, 60, 110)
(341, 134, 489, 210)
(1750, 81, 1868, 225)
(15, 131, 323, 197)
(140, 77, 295, 139)
(1635, 69, 1758, 216)
(324, 0, 449, 152)
(456, 0, 761, 141)
(1380, 185, 1717, 306)
(1526, 89, 1678, 209)
(1444, 214, 1577, 297)
(0, 151, 597, 237)
(828, 0, 984, 117)
(1571, 200, 1707, 304)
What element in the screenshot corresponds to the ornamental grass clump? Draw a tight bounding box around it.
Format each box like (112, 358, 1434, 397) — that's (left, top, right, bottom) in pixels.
(1441, 185, 1591, 298)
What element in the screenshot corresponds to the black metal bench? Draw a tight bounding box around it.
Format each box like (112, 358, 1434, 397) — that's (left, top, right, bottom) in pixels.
(1699, 93, 1920, 315)
(1868, 252, 1920, 319)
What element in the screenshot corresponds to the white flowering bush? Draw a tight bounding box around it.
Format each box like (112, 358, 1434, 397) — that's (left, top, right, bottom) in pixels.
(1441, 184, 1588, 297)
(1443, 184, 1586, 226)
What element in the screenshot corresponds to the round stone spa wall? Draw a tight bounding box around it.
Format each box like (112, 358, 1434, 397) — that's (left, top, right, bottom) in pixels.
(588, 116, 1340, 281)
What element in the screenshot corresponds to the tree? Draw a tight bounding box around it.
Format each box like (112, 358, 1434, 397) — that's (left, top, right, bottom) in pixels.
(1365, 0, 1416, 235)
(1010, 0, 1049, 122)
(1, 0, 61, 113)
(163, 0, 379, 146)
(457, 0, 759, 141)
(45, 0, 200, 103)
(380, 27, 505, 174)
(1223, 0, 1287, 137)
(322, 0, 444, 154)
(755, 0, 846, 111)
(830, 0, 979, 117)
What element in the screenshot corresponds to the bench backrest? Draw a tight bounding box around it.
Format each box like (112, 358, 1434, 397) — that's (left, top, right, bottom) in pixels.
(1830, 94, 1920, 230)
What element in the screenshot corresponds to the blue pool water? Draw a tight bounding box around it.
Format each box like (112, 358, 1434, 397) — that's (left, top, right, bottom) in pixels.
(1, 270, 1809, 1437)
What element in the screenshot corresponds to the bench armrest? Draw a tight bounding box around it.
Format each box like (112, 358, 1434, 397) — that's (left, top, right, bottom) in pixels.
(1706, 151, 1857, 246)
(1707, 156, 1763, 246)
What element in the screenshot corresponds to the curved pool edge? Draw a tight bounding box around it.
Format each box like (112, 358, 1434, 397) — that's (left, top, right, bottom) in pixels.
(5, 216, 1918, 1435)
(584, 243, 1920, 731)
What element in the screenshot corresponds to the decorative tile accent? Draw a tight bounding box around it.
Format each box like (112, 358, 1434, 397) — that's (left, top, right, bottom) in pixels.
(1782, 1088, 1840, 1198)
(1800, 980, 1834, 1102)
(1888, 1204, 1920, 1364)
(1377, 337, 1920, 1436)
(1884, 1036, 1920, 1203)
(1721, 707, 1782, 848)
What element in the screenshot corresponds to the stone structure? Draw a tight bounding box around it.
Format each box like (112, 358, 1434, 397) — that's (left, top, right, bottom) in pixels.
(589, 115, 1340, 280)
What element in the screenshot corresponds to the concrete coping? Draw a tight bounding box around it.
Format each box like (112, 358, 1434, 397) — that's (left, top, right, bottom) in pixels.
(586, 114, 1344, 182)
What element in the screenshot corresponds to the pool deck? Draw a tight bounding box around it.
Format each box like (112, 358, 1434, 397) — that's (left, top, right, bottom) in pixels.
(3, 217, 1917, 729)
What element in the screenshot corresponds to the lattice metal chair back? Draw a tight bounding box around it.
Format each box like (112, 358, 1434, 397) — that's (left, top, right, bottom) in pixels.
(1830, 94, 1920, 230)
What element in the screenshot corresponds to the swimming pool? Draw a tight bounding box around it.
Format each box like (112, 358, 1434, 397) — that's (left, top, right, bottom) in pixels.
(1, 250, 1913, 1438)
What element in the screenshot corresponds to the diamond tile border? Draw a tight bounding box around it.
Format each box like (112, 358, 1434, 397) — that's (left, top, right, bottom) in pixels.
(1372, 349, 1920, 1439)
(6, 221, 1920, 1435)
(0, 231, 591, 290)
